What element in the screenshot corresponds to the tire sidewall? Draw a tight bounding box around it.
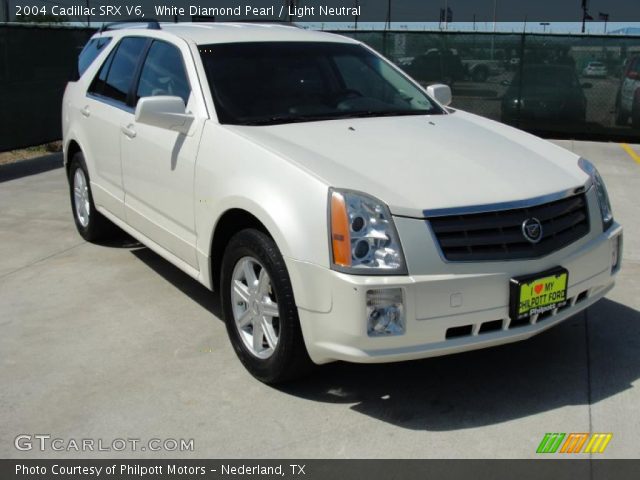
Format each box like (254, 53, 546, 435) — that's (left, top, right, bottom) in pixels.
(68, 154, 95, 240)
(220, 229, 305, 383)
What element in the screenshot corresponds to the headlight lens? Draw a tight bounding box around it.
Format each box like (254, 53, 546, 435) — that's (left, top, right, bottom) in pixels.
(329, 189, 407, 274)
(579, 158, 613, 231)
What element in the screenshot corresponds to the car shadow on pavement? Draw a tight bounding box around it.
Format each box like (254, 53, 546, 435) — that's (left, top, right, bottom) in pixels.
(130, 246, 223, 319)
(278, 298, 640, 431)
(120, 243, 639, 431)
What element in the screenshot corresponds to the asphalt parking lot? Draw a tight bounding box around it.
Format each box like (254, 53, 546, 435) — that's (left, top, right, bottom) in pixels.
(1, 140, 639, 459)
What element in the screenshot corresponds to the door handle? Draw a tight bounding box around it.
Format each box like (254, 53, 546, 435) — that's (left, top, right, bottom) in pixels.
(80, 106, 90, 118)
(121, 125, 137, 139)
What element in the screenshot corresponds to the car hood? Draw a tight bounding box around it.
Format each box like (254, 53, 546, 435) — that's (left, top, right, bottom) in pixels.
(227, 110, 587, 218)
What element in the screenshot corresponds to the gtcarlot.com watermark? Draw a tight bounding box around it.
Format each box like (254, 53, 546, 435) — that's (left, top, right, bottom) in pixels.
(15, 434, 194, 453)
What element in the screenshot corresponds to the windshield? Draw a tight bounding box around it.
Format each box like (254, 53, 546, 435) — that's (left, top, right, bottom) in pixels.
(199, 42, 443, 125)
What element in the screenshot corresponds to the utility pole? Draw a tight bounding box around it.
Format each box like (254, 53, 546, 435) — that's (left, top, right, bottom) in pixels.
(443, 0, 448, 30)
(492, 0, 497, 33)
(354, 0, 359, 30)
(581, 0, 593, 33)
(86, 0, 90, 27)
(385, 0, 391, 31)
(491, 0, 497, 60)
(599, 12, 609, 33)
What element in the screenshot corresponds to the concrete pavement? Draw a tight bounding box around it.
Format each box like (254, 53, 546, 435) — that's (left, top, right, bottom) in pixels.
(1, 141, 639, 459)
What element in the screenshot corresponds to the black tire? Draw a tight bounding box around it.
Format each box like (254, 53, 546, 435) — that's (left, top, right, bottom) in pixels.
(632, 104, 640, 130)
(68, 152, 118, 242)
(615, 97, 628, 126)
(220, 229, 313, 384)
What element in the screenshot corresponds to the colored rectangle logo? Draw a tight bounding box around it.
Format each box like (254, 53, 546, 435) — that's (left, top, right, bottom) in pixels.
(536, 433, 612, 454)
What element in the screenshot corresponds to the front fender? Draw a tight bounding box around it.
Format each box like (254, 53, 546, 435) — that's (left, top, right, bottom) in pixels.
(194, 122, 332, 312)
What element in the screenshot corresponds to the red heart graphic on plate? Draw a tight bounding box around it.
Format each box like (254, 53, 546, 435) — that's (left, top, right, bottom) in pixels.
(534, 284, 544, 294)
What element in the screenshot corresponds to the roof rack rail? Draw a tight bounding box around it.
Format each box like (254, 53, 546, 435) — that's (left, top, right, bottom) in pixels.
(234, 20, 300, 27)
(98, 19, 161, 33)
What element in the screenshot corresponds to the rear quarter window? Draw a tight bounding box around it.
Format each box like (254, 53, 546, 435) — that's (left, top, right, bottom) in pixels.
(78, 37, 112, 78)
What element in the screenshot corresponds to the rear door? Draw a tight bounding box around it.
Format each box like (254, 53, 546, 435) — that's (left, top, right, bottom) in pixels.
(82, 36, 149, 219)
(121, 38, 206, 269)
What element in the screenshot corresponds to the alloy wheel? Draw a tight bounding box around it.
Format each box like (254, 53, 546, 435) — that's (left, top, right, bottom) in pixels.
(73, 168, 90, 228)
(230, 256, 280, 359)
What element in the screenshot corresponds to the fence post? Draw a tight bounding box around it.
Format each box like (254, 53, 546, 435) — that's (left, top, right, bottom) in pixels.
(515, 31, 526, 129)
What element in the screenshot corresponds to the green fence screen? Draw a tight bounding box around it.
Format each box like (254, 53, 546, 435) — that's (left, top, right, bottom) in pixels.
(1, 27, 640, 152)
(341, 31, 640, 140)
(0, 25, 94, 151)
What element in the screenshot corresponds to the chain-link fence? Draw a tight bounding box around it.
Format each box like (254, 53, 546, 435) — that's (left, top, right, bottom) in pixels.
(0, 24, 94, 151)
(2, 26, 640, 152)
(341, 31, 640, 140)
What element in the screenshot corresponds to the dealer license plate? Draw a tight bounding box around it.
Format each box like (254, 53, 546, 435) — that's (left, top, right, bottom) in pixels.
(509, 268, 569, 321)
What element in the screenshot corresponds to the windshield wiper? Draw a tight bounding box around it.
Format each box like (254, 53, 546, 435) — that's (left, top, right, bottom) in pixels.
(241, 113, 343, 126)
(240, 110, 434, 126)
(335, 110, 433, 119)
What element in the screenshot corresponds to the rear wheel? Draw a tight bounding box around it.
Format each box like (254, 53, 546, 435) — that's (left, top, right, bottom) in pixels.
(615, 96, 628, 126)
(68, 153, 118, 242)
(220, 229, 313, 384)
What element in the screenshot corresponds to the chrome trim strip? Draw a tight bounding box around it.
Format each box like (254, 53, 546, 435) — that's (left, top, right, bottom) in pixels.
(86, 93, 135, 114)
(422, 184, 590, 218)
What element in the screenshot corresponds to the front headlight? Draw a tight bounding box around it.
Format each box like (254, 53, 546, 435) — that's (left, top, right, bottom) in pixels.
(329, 189, 407, 274)
(579, 158, 613, 231)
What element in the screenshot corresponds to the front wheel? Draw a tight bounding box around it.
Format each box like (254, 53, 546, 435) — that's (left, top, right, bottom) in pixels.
(220, 229, 313, 384)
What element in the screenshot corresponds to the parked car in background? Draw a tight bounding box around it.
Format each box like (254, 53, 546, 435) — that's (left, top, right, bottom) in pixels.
(614, 55, 640, 128)
(462, 58, 504, 82)
(501, 65, 589, 127)
(582, 61, 607, 78)
(404, 48, 466, 85)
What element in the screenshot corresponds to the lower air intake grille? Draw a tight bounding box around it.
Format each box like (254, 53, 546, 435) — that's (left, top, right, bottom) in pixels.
(428, 193, 589, 262)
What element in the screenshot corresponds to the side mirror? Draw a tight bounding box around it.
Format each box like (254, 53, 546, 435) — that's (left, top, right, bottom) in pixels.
(135, 96, 194, 134)
(426, 83, 452, 106)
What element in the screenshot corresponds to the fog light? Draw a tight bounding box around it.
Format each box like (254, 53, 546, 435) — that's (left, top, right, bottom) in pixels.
(611, 234, 622, 273)
(366, 288, 405, 337)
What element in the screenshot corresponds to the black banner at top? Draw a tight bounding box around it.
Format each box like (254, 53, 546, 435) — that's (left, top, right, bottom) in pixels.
(6, 0, 640, 24)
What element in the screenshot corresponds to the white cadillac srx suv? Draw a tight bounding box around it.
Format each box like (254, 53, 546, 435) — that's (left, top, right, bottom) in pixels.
(63, 22, 623, 383)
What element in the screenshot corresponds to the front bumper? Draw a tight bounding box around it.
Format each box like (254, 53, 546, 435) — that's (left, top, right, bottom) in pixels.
(292, 223, 622, 365)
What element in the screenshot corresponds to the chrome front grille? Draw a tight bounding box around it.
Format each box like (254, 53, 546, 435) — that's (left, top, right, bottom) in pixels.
(428, 193, 590, 262)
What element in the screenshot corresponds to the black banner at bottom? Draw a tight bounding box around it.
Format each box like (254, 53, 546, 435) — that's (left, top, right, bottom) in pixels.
(2, 460, 640, 480)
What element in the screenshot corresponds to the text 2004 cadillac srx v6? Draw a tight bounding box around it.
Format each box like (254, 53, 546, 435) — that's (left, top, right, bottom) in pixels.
(63, 22, 623, 383)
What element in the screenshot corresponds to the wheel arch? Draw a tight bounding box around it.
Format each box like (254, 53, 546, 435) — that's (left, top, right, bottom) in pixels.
(64, 138, 83, 178)
(209, 208, 274, 293)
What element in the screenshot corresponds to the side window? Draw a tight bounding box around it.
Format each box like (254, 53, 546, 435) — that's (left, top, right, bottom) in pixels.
(88, 45, 117, 96)
(136, 41, 191, 106)
(88, 37, 147, 105)
(78, 37, 112, 77)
